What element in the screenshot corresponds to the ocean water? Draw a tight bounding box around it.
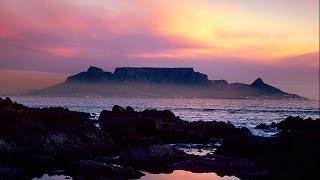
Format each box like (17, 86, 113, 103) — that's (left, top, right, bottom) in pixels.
(33, 170, 240, 180)
(10, 96, 320, 136)
(141, 170, 240, 180)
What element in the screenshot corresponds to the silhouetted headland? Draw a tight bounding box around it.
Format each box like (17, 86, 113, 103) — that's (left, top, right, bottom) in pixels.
(0, 97, 319, 179)
(29, 66, 306, 100)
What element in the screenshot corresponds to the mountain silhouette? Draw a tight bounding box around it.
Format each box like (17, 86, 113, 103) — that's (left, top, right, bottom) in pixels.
(29, 67, 306, 100)
(250, 78, 285, 95)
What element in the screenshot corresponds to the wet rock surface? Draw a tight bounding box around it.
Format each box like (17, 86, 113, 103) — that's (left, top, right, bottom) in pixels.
(0, 97, 319, 179)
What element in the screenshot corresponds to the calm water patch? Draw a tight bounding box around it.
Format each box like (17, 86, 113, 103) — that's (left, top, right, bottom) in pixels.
(32, 174, 72, 180)
(141, 170, 240, 180)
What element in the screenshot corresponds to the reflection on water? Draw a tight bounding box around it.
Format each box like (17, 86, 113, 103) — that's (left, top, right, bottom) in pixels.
(141, 170, 240, 180)
(32, 174, 72, 180)
(172, 143, 220, 156)
(180, 147, 215, 156)
(33, 171, 240, 180)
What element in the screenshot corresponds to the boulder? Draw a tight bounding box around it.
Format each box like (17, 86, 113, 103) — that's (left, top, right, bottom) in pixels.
(255, 123, 269, 129)
(276, 116, 320, 132)
(99, 106, 181, 138)
(112, 105, 126, 114)
(126, 106, 135, 113)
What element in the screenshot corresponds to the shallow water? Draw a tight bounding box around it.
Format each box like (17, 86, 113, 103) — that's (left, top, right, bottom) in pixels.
(33, 170, 240, 180)
(32, 174, 72, 180)
(141, 170, 240, 180)
(10, 96, 320, 136)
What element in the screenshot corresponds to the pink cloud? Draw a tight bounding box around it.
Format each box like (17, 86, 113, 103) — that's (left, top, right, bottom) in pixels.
(0, 0, 318, 99)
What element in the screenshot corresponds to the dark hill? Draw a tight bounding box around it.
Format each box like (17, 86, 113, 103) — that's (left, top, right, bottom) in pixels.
(66, 66, 115, 83)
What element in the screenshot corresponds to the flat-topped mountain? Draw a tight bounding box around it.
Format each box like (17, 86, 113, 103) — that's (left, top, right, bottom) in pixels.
(29, 67, 306, 100)
(66, 66, 208, 84)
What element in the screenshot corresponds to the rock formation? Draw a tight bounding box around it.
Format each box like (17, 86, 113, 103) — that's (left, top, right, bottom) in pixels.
(0, 98, 319, 179)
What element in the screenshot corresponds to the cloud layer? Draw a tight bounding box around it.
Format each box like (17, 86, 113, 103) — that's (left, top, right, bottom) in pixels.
(0, 0, 319, 99)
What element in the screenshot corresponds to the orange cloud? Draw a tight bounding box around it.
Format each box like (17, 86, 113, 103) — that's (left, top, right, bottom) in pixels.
(128, 0, 318, 60)
(0, 0, 318, 62)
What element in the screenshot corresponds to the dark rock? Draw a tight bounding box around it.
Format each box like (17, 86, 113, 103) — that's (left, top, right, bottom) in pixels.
(119, 145, 190, 173)
(99, 106, 181, 138)
(276, 116, 320, 132)
(99, 105, 251, 145)
(112, 105, 126, 114)
(2, 98, 318, 179)
(255, 123, 269, 129)
(126, 106, 135, 113)
(121, 145, 187, 162)
(270, 122, 277, 128)
(0, 139, 16, 151)
(0, 168, 23, 180)
(0, 97, 106, 157)
(68, 160, 144, 179)
(217, 117, 320, 179)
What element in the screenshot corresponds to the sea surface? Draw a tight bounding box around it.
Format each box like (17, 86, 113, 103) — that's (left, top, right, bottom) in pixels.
(10, 96, 320, 136)
(33, 170, 240, 180)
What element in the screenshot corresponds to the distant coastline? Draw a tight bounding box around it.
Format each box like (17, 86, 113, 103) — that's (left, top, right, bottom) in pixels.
(27, 66, 307, 100)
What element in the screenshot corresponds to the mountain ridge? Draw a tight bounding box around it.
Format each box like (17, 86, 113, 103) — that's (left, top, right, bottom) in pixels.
(29, 66, 307, 100)
(66, 66, 208, 85)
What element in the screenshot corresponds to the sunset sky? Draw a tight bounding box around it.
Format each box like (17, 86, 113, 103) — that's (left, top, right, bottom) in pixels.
(0, 0, 319, 99)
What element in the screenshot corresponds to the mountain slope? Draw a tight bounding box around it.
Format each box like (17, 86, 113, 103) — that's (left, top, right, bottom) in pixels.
(28, 67, 307, 100)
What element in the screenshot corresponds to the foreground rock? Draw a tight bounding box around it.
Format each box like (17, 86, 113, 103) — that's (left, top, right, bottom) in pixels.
(221, 116, 320, 179)
(99, 105, 251, 145)
(0, 97, 105, 156)
(118, 145, 190, 173)
(0, 97, 143, 179)
(1, 98, 319, 179)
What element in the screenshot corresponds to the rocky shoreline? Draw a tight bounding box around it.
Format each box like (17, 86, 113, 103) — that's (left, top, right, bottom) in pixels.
(0, 97, 319, 179)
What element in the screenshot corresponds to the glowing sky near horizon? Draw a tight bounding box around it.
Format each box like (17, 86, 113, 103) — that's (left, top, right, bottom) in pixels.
(0, 0, 319, 99)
